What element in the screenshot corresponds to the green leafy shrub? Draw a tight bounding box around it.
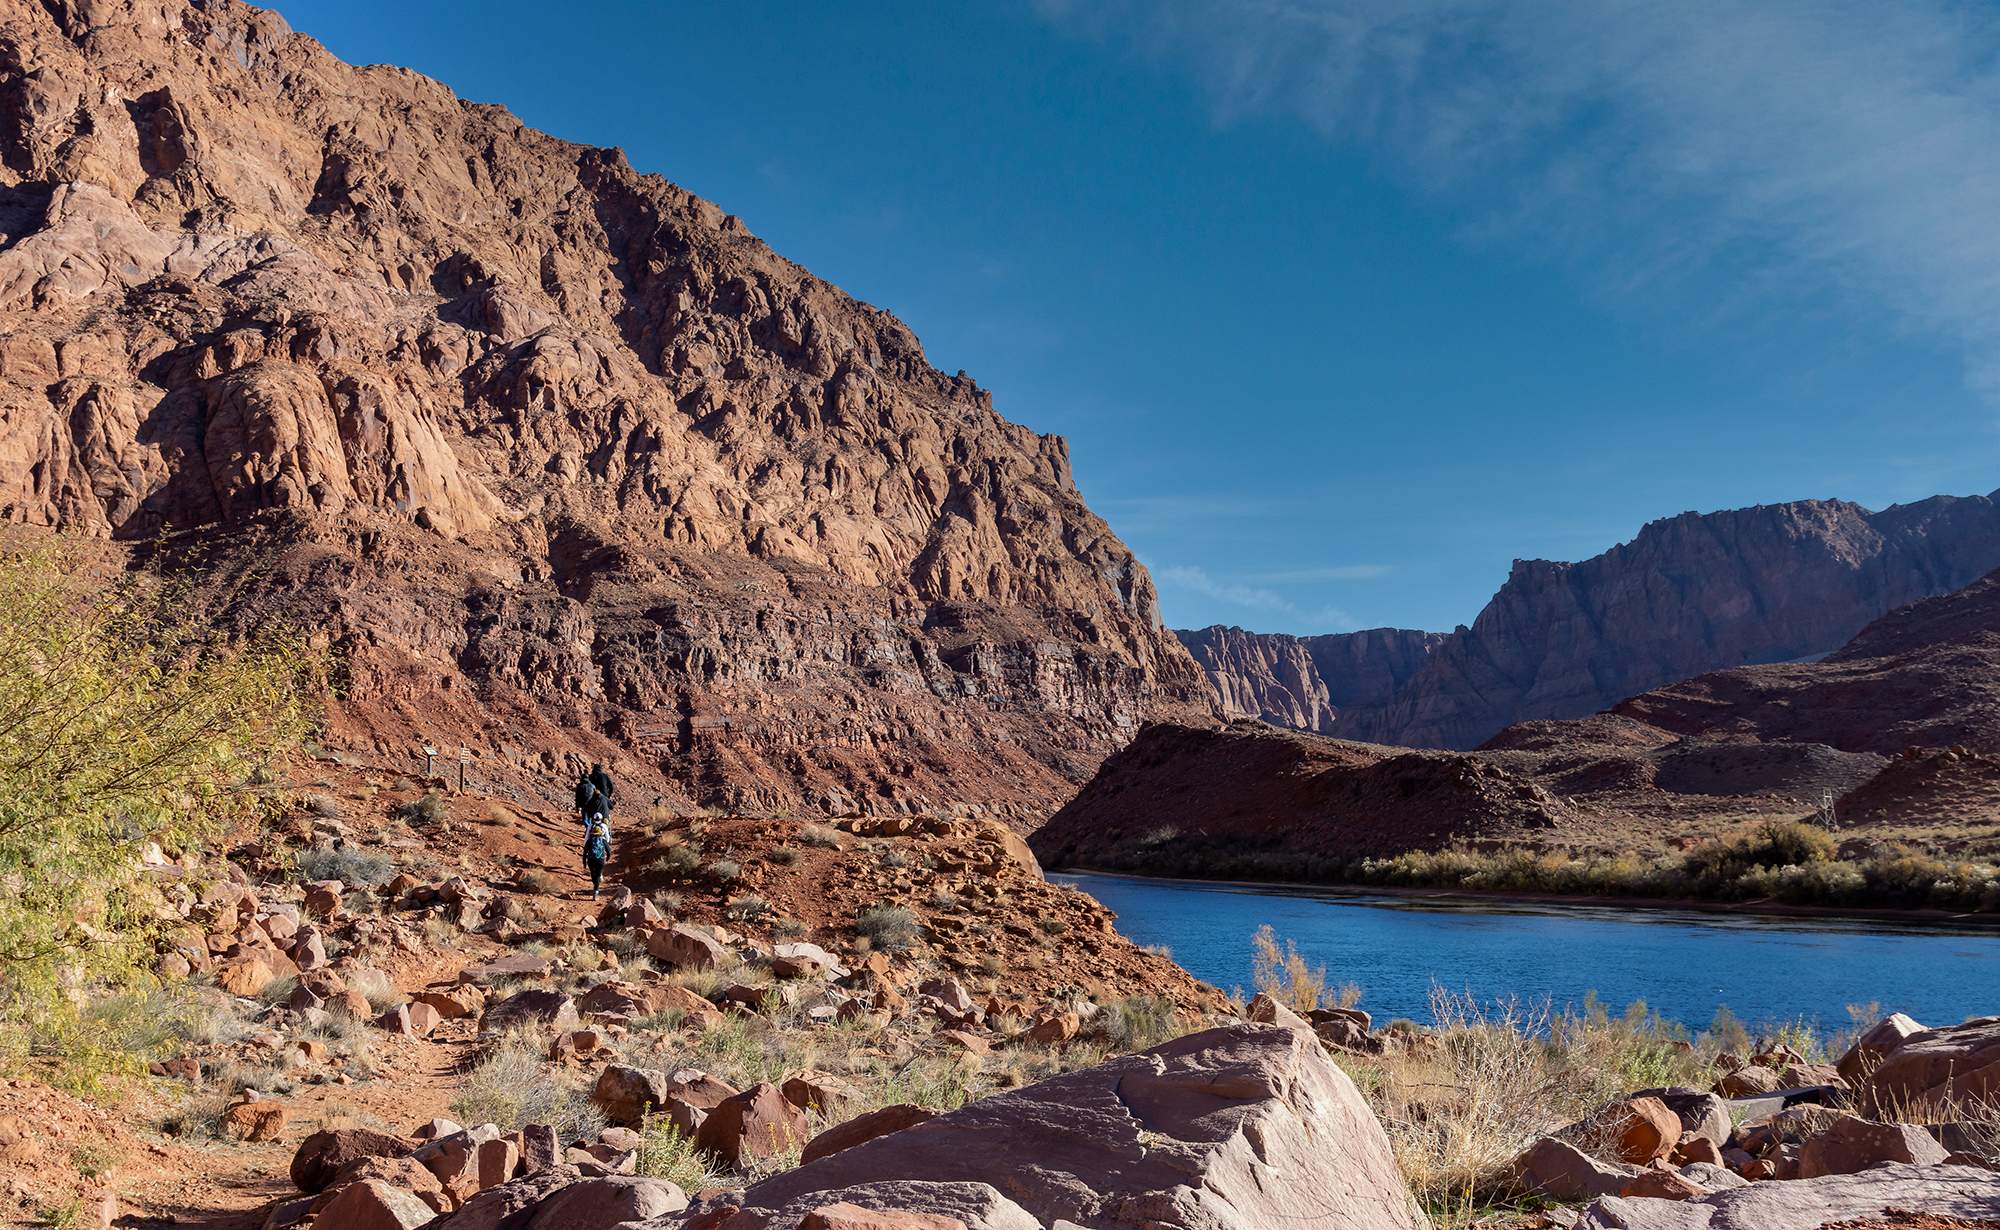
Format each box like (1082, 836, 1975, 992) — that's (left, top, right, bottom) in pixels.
(635, 1117, 716, 1190)
(652, 844, 703, 877)
(0, 544, 317, 1076)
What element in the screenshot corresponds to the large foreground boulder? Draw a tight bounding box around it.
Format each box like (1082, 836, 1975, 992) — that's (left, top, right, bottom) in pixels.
(632, 1023, 1424, 1230)
(1577, 1162, 2000, 1229)
(1858, 1015, 2000, 1113)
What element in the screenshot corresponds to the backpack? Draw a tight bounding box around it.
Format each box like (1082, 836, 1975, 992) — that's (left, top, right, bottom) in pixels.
(584, 821, 610, 863)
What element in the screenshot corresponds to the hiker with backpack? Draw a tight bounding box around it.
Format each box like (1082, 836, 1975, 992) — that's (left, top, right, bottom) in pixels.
(574, 770, 601, 823)
(582, 810, 612, 899)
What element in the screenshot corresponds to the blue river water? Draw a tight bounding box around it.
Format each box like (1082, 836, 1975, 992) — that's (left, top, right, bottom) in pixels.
(1053, 871, 2000, 1032)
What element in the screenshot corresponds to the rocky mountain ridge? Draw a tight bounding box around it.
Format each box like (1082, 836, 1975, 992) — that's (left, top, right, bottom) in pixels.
(1178, 492, 2000, 750)
(1045, 565, 2000, 879)
(0, 0, 1212, 820)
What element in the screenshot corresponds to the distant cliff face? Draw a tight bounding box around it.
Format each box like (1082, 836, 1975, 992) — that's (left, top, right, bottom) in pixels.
(1042, 567, 2000, 879)
(1174, 625, 1441, 736)
(0, 0, 1212, 819)
(1177, 493, 2000, 750)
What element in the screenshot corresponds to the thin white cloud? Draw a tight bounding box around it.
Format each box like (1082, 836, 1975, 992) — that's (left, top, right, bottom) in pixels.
(1158, 564, 1293, 611)
(1247, 564, 1392, 582)
(1157, 564, 1362, 630)
(1036, 0, 2000, 393)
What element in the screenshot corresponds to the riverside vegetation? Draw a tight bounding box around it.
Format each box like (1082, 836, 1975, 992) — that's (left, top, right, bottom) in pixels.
(1354, 820, 2000, 913)
(1097, 818, 2000, 914)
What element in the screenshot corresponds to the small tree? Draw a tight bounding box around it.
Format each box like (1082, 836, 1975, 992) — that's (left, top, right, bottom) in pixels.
(0, 543, 316, 1070)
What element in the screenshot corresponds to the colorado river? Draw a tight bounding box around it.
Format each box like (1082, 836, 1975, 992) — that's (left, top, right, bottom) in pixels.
(1055, 871, 2000, 1031)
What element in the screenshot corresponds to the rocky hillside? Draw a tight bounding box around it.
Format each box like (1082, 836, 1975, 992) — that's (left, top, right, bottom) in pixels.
(1178, 493, 2000, 750)
(0, 0, 1211, 821)
(1043, 567, 2000, 881)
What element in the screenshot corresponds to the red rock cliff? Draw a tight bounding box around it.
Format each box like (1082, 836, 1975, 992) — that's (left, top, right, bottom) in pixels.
(0, 0, 1212, 818)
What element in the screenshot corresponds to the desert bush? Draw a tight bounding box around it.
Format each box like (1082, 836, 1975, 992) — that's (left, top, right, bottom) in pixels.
(452, 1037, 606, 1140)
(515, 868, 560, 895)
(398, 793, 447, 825)
(1092, 995, 1182, 1052)
(704, 859, 742, 885)
(724, 895, 771, 922)
(1700, 1005, 1753, 1057)
(652, 844, 704, 878)
(854, 905, 918, 951)
(635, 1118, 717, 1190)
(343, 966, 400, 1012)
(1685, 819, 1837, 887)
(766, 847, 799, 867)
(798, 825, 840, 849)
(295, 844, 394, 888)
(1250, 925, 1328, 1013)
(880, 848, 911, 870)
(0, 544, 317, 1076)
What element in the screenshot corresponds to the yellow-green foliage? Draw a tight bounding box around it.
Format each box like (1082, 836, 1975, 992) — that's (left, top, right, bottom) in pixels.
(1251, 923, 1332, 1013)
(0, 544, 316, 1071)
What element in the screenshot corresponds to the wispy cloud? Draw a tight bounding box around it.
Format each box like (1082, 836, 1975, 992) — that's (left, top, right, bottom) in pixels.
(1247, 563, 1392, 582)
(1036, 0, 2000, 393)
(1157, 564, 1360, 630)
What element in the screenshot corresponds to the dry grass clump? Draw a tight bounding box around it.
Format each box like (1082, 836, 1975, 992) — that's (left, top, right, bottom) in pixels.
(452, 1034, 606, 1140)
(854, 905, 919, 951)
(1348, 986, 1706, 1225)
(294, 844, 398, 888)
(515, 868, 561, 895)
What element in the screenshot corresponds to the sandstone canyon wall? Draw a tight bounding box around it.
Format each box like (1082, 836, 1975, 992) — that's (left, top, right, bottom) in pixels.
(1177, 494, 2000, 750)
(0, 0, 1213, 819)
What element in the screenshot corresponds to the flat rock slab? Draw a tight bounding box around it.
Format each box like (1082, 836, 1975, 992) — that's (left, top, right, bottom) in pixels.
(1578, 1163, 2000, 1229)
(634, 1023, 1423, 1230)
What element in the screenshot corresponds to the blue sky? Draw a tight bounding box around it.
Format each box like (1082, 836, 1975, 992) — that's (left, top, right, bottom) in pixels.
(275, 0, 2000, 635)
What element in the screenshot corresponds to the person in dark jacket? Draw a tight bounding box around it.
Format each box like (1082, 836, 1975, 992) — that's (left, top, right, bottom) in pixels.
(574, 772, 599, 821)
(588, 763, 615, 813)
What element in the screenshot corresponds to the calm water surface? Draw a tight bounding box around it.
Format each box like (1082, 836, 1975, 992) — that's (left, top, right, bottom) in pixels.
(1054, 871, 2000, 1031)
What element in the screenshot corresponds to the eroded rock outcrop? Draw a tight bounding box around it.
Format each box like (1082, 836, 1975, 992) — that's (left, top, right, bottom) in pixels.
(0, 0, 1211, 820)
